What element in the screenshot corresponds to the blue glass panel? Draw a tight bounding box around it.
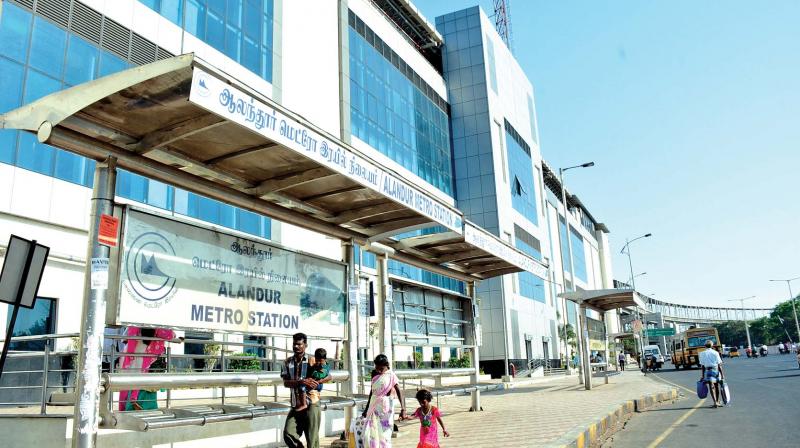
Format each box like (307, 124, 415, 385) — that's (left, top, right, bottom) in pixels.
(219, 204, 236, 228)
(54, 150, 90, 185)
(116, 170, 149, 203)
(7, 297, 56, 351)
(185, 0, 207, 38)
(140, 0, 160, 10)
(347, 26, 453, 196)
(17, 132, 54, 175)
(29, 17, 66, 76)
(506, 126, 537, 225)
(237, 209, 260, 235)
(559, 218, 571, 275)
(98, 52, 129, 77)
(65, 35, 100, 86)
(206, 9, 225, 49)
(226, 0, 242, 28)
(570, 228, 587, 282)
(0, 130, 18, 164)
(0, 3, 32, 63)
(0, 57, 24, 113)
(23, 69, 60, 104)
(515, 237, 546, 303)
(225, 24, 242, 60)
(160, 0, 183, 25)
(243, 0, 262, 38)
(146, 179, 173, 209)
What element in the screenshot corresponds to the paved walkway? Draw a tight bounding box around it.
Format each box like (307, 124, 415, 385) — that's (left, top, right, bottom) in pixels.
(324, 371, 674, 447)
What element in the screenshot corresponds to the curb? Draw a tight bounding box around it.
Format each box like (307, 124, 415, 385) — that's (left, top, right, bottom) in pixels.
(548, 388, 679, 448)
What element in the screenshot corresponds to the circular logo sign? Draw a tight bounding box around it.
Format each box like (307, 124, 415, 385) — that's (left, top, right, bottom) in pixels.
(124, 232, 177, 306)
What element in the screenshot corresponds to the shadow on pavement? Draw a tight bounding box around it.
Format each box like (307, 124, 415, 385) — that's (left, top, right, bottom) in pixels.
(754, 373, 800, 380)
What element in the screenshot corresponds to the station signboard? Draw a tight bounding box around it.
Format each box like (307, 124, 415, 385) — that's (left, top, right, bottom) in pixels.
(112, 208, 347, 339)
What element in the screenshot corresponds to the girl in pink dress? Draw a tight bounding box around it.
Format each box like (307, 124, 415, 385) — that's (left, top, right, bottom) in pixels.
(406, 389, 449, 448)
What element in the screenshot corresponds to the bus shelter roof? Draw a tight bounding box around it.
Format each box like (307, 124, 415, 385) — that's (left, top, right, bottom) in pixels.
(0, 54, 547, 282)
(558, 289, 646, 313)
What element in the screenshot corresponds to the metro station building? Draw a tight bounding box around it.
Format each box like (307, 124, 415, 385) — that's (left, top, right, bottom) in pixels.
(0, 0, 616, 419)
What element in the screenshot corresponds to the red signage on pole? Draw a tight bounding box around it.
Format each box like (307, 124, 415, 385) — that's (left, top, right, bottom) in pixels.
(98, 214, 119, 247)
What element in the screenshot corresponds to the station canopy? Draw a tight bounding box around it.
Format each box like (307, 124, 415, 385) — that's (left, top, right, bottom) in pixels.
(0, 54, 548, 283)
(559, 289, 646, 313)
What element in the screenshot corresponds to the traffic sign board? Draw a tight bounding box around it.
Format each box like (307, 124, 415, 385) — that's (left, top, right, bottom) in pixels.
(646, 328, 676, 337)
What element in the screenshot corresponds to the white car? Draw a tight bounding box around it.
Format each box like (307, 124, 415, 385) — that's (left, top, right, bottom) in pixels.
(643, 345, 665, 369)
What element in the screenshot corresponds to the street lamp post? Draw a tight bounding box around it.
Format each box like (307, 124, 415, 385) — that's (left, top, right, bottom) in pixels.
(769, 277, 800, 341)
(558, 162, 594, 380)
(620, 233, 652, 371)
(728, 296, 755, 351)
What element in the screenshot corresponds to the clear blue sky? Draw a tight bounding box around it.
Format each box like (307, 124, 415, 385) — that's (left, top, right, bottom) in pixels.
(414, 1, 800, 309)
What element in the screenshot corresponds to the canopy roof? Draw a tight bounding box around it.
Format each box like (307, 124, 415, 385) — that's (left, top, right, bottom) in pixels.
(558, 289, 645, 312)
(1, 54, 547, 282)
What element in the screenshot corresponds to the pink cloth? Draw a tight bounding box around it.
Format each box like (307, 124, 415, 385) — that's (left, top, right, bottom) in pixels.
(118, 327, 175, 411)
(412, 406, 442, 448)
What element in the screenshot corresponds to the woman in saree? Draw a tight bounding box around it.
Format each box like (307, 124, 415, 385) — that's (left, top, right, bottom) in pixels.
(118, 327, 181, 411)
(360, 354, 406, 448)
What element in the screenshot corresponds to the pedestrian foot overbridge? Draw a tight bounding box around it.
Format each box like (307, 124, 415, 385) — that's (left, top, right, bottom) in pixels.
(643, 296, 772, 326)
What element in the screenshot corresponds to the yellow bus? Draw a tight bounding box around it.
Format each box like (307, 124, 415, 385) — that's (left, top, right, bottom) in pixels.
(670, 327, 721, 369)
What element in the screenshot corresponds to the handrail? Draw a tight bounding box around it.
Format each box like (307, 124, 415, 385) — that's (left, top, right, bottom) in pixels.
(102, 370, 350, 390)
(394, 368, 474, 378)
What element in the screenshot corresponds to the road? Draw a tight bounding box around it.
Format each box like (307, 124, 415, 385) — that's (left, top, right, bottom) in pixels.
(603, 351, 800, 448)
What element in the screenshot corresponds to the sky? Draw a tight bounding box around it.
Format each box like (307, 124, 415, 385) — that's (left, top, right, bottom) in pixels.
(413, 1, 800, 309)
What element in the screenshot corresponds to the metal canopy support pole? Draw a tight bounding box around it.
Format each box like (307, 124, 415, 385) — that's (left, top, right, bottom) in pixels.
(579, 304, 592, 390)
(341, 241, 358, 439)
(72, 157, 117, 448)
(376, 253, 393, 367)
(467, 281, 482, 412)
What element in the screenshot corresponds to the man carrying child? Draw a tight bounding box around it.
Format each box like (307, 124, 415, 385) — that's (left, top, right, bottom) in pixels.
(282, 332, 331, 448)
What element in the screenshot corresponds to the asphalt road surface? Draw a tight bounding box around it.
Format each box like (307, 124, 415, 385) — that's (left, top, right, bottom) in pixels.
(603, 351, 800, 448)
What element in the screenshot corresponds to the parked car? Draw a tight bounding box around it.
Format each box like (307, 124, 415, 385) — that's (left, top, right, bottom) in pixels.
(643, 345, 664, 370)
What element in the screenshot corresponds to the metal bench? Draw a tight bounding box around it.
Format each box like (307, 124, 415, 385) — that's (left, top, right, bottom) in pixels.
(99, 370, 364, 431)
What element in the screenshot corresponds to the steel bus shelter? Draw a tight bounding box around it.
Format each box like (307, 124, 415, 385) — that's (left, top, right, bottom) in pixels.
(559, 289, 645, 390)
(0, 54, 548, 448)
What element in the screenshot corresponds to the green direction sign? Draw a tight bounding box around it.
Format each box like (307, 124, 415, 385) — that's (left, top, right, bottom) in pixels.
(646, 328, 676, 337)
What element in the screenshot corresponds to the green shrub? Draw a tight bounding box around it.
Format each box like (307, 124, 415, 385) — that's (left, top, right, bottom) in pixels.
(229, 353, 262, 371)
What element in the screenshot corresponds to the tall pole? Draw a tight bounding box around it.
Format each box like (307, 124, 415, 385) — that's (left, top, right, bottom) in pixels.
(72, 157, 117, 448)
(770, 278, 800, 342)
(557, 169, 571, 373)
(560, 168, 579, 381)
(728, 296, 754, 351)
(622, 234, 651, 371)
(341, 241, 357, 439)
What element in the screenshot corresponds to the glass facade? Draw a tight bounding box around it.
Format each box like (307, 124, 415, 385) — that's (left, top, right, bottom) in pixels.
(513, 226, 546, 302)
(559, 217, 572, 275)
(392, 283, 467, 346)
(0, 3, 270, 240)
(570, 227, 588, 282)
(6, 297, 56, 351)
(348, 12, 454, 196)
(505, 120, 538, 225)
(139, 0, 274, 82)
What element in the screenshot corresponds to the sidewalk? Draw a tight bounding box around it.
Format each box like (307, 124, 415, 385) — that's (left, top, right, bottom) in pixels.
(324, 371, 675, 447)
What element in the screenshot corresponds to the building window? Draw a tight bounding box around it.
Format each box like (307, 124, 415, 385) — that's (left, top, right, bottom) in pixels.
(570, 227, 587, 283)
(513, 225, 546, 303)
(6, 297, 57, 351)
(559, 217, 571, 275)
(505, 120, 537, 225)
(348, 11, 453, 196)
(486, 40, 498, 94)
(139, 0, 274, 82)
(0, 2, 271, 241)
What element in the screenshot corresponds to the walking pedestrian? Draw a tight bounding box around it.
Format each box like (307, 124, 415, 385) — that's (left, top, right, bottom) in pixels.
(282, 332, 321, 448)
(361, 354, 406, 447)
(618, 351, 626, 371)
(699, 340, 725, 408)
(403, 389, 449, 448)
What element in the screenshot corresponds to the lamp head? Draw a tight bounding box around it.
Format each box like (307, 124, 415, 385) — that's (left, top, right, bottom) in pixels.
(581, 162, 595, 168)
(644, 233, 652, 238)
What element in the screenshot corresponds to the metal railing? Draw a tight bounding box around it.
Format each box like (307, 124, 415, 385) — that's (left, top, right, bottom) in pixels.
(0, 332, 343, 414)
